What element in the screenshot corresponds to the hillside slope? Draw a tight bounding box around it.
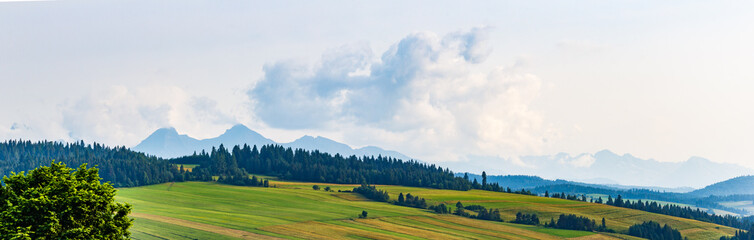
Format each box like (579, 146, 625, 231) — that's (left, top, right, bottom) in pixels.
(117, 181, 639, 240)
(117, 180, 735, 240)
(690, 175, 754, 197)
(275, 181, 737, 240)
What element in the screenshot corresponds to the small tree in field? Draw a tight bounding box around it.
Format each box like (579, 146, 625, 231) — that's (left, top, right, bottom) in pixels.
(360, 210, 368, 218)
(0, 161, 132, 239)
(312, 185, 320, 190)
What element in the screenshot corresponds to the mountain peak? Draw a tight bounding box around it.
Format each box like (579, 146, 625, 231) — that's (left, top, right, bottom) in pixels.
(225, 124, 253, 134)
(151, 127, 178, 136)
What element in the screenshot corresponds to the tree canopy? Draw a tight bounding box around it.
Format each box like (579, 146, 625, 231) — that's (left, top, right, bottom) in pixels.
(0, 161, 132, 239)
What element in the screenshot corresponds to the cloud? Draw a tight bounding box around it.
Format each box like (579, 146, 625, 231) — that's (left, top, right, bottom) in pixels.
(556, 39, 607, 54)
(248, 28, 554, 161)
(61, 85, 236, 147)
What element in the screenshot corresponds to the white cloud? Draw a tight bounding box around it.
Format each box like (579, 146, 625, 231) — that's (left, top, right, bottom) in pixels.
(60, 85, 236, 147)
(248, 29, 555, 161)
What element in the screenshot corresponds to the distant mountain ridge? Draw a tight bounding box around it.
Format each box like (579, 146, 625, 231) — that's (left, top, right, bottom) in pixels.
(440, 150, 754, 189)
(457, 173, 694, 193)
(133, 124, 412, 161)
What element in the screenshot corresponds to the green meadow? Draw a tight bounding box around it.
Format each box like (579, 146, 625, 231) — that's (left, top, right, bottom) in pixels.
(116, 181, 733, 240)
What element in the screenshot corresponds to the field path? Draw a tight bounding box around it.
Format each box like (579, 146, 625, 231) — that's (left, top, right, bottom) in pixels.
(131, 212, 283, 240)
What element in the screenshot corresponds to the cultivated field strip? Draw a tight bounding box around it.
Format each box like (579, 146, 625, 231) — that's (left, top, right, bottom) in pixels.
(117, 181, 735, 240)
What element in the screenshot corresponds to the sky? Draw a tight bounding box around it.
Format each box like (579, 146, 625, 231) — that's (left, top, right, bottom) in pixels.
(2, 1, 754, 168)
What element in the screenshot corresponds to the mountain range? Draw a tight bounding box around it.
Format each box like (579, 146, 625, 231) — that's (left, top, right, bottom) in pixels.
(458, 173, 695, 193)
(133, 124, 411, 161)
(133, 124, 754, 189)
(439, 151, 754, 189)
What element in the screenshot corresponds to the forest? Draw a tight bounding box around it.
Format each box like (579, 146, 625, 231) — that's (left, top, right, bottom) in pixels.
(0, 140, 179, 187)
(173, 144, 472, 190)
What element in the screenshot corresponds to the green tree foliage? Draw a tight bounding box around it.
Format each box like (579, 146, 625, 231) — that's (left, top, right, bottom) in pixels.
(352, 184, 389, 202)
(482, 171, 487, 187)
(512, 212, 539, 225)
(429, 204, 450, 214)
(628, 221, 683, 240)
(0, 140, 181, 187)
(599, 194, 751, 230)
(551, 214, 597, 231)
(0, 161, 131, 239)
(360, 211, 368, 218)
(174, 144, 472, 190)
(313, 185, 320, 190)
(396, 193, 427, 209)
(452, 202, 502, 222)
(721, 224, 754, 240)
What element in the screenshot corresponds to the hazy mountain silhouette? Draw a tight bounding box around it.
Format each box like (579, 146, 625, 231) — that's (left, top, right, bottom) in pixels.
(133, 124, 412, 161)
(440, 150, 753, 188)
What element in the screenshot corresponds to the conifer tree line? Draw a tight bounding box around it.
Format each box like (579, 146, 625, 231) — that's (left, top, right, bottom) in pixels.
(452, 201, 503, 222)
(0, 140, 179, 187)
(542, 214, 613, 233)
(532, 183, 746, 215)
(173, 144, 472, 190)
(598, 194, 752, 230)
(466, 172, 536, 196)
(511, 212, 539, 225)
(628, 221, 684, 240)
(721, 224, 754, 240)
(352, 184, 390, 202)
(396, 192, 428, 209)
(0, 141, 471, 190)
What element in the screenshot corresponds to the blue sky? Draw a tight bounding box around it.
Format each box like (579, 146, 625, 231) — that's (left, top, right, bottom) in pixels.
(2, 1, 753, 167)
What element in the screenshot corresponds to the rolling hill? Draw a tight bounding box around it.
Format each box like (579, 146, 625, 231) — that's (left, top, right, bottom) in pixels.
(690, 175, 754, 197)
(116, 180, 736, 240)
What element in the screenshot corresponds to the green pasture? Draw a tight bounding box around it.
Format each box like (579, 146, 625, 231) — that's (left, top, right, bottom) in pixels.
(115, 180, 735, 239)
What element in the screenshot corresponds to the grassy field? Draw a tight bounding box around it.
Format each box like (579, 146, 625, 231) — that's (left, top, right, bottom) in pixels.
(274, 181, 739, 240)
(117, 181, 639, 239)
(129, 217, 239, 240)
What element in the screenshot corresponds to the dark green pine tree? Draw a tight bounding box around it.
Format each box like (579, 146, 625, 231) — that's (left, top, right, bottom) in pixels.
(482, 171, 487, 187)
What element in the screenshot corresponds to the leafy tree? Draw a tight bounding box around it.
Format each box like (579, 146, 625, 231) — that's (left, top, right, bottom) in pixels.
(360, 211, 368, 218)
(398, 193, 405, 204)
(0, 161, 132, 239)
(313, 185, 320, 190)
(324, 186, 332, 192)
